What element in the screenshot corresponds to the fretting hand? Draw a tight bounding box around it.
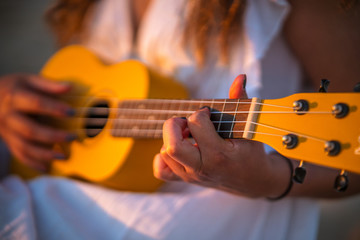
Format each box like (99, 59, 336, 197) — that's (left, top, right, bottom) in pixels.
(153, 75, 291, 198)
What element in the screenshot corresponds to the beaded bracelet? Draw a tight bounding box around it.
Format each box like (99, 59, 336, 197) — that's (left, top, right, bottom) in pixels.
(267, 156, 294, 201)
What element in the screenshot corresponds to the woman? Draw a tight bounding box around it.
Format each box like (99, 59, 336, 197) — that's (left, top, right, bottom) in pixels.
(0, 0, 359, 239)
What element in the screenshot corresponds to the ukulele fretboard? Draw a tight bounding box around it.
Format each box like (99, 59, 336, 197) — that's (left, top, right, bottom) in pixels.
(110, 99, 253, 139)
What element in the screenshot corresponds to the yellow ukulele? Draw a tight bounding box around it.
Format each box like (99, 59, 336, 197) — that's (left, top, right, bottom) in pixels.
(12, 45, 360, 192)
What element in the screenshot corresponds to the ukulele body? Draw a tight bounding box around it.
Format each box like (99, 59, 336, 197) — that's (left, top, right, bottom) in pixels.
(12, 45, 188, 192)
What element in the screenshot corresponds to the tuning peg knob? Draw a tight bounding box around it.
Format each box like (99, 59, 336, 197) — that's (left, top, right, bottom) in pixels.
(292, 100, 309, 114)
(282, 134, 298, 149)
(324, 140, 341, 156)
(293, 160, 306, 183)
(334, 170, 349, 192)
(319, 79, 330, 92)
(331, 103, 349, 119)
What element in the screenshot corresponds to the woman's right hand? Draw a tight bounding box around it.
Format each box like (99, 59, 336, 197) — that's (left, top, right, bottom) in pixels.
(0, 74, 76, 172)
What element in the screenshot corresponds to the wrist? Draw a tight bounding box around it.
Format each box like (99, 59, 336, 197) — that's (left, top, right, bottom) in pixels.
(265, 153, 294, 200)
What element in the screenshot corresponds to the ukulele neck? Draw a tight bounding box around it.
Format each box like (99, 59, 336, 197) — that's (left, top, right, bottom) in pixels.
(110, 98, 256, 139)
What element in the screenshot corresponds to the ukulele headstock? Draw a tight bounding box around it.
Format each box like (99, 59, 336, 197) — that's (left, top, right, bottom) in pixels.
(246, 92, 360, 175)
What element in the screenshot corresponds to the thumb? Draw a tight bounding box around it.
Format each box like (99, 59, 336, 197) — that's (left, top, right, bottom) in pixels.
(229, 74, 248, 99)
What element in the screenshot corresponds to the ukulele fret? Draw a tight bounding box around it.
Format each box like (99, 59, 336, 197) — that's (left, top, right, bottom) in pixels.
(214, 99, 240, 138)
(230, 99, 241, 138)
(216, 99, 226, 133)
(150, 100, 164, 138)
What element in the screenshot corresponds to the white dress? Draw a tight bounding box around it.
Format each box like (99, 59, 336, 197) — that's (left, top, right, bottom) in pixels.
(0, 0, 319, 239)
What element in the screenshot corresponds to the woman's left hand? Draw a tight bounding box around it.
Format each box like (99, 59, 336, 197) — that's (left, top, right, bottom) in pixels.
(153, 75, 290, 198)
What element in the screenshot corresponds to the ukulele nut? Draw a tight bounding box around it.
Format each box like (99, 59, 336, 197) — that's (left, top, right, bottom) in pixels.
(282, 134, 298, 149)
(332, 103, 349, 118)
(292, 100, 309, 115)
(324, 140, 341, 156)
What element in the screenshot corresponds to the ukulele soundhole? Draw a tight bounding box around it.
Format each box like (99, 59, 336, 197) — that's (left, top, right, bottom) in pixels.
(84, 100, 110, 138)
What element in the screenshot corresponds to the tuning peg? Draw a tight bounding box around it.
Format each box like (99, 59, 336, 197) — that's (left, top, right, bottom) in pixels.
(334, 170, 349, 192)
(319, 79, 330, 92)
(282, 134, 298, 149)
(293, 160, 306, 183)
(354, 82, 360, 92)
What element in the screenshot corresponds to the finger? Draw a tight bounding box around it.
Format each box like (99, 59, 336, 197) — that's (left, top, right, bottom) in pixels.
(162, 117, 200, 168)
(163, 117, 188, 144)
(229, 74, 248, 99)
(4, 131, 50, 172)
(160, 144, 188, 174)
(187, 107, 225, 151)
(11, 147, 49, 172)
(161, 148, 187, 173)
(5, 129, 66, 164)
(25, 75, 72, 94)
(12, 89, 74, 117)
(6, 113, 76, 144)
(25, 142, 66, 163)
(153, 153, 181, 181)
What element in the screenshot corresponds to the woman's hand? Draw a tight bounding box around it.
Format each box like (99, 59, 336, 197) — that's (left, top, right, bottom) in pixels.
(153, 75, 290, 198)
(0, 74, 76, 172)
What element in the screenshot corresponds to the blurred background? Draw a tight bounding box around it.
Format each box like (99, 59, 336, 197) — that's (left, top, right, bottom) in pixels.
(0, 0, 54, 75)
(0, 1, 359, 239)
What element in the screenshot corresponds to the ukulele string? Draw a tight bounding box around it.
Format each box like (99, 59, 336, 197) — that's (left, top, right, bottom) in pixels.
(71, 119, 328, 143)
(78, 127, 324, 143)
(76, 127, 259, 135)
(61, 96, 296, 110)
(70, 106, 333, 115)
(59, 98, 334, 143)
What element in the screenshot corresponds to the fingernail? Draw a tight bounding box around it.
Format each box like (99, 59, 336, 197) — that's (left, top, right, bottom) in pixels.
(66, 108, 76, 117)
(243, 75, 247, 89)
(54, 153, 67, 160)
(66, 134, 77, 142)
